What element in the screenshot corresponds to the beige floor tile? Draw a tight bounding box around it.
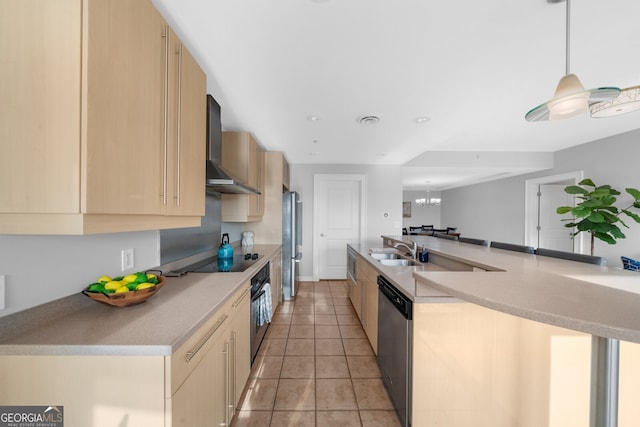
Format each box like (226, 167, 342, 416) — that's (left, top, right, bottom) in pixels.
(314, 305, 336, 315)
(291, 314, 315, 325)
(295, 295, 315, 305)
(316, 355, 350, 378)
(285, 338, 315, 355)
(317, 410, 361, 426)
(346, 355, 381, 378)
(274, 379, 315, 410)
(266, 325, 290, 339)
(315, 314, 338, 325)
(239, 378, 279, 410)
(316, 378, 358, 410)
(280, 355, 315, 378)
(258, 338, 288, 356)
(352, 379, 395, 410)
(343, 339, 374, 355)
(359, 410, 402, 427)
(334, 305, 356, 315)
(337, 314, 361, 325)
(271, 313, 292, 325)
(315, 325, 341, 339)
(339, 325, 367, 339)
(332, 296, 352, 306)
(293, 305, 314, 314)
(276, 302, 295, 314)
(270, 411, 315, 427)
(250, 355, 283, 379)
(231, 410, 272, 427)
(315, 338, 345, 356)
(288, 325, 314, 338)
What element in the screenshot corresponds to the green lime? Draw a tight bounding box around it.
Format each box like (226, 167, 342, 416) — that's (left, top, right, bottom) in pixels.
(103, 288, 115, 294)
(88, 283, 105, 293)
(126, 282, 139, 291)
(147, 276, 159, 284)
(135, 272, 148, 283)
(112, 276, 124, 281)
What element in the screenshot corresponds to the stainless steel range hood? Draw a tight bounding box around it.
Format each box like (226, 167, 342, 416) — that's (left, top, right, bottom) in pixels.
(205, 95, 261, 195)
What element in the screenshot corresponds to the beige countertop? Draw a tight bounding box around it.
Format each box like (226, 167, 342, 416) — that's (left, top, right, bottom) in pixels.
(0, 245, 281, 356)
(378, 235, 640, 343)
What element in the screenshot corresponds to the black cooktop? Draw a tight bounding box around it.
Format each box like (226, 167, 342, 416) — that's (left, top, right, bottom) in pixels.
(189, 253, 263, 273)
(164, 253, 263, 276)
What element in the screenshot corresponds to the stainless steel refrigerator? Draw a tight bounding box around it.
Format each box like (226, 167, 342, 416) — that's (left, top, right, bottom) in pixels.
(282, 191, 302, 300)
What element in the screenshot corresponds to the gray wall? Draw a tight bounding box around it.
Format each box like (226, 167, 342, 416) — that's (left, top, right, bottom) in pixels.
(442, 128, 640, 266)
(289, 163, 403, 279)
(402, 190, 442, 230)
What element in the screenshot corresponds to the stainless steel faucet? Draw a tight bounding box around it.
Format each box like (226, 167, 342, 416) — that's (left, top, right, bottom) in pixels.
(393, 241, 418, 258)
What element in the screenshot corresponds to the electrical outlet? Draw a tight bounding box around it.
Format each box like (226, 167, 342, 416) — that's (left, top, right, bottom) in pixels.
(0, 275, 5, 310)
(121, 249, 134, 271)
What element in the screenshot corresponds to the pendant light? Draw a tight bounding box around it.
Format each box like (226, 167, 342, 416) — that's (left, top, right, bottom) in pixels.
(590, 85, 640, 117)
(524, 0, 620, 122)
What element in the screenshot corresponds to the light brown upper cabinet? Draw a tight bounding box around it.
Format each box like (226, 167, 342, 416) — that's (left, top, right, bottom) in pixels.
(221, 132, 265, 222)
(0, 0, 205, 234)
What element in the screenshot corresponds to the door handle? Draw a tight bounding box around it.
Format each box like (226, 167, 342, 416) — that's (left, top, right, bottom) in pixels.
(320, 233, 326, 237)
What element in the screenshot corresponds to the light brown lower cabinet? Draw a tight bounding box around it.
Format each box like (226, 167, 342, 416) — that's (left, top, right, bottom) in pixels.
(352, 252, 378, 354)
(0, 284, 251, 427)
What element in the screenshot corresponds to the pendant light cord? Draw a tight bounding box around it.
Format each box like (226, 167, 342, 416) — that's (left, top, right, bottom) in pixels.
(565, 0, 571, 75)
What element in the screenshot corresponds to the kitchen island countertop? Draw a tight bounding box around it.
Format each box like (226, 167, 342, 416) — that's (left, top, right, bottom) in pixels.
(0, 245, 281, 356)
(379, 235, 640, 343)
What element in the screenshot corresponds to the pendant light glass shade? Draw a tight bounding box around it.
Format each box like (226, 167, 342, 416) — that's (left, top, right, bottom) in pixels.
(524, 0, 620, 122)
(590, 86, 640, 118)
(525, 75, 620, 121)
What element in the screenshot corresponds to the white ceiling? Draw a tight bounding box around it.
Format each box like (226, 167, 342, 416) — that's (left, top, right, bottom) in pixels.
(153, 0, 640, 190)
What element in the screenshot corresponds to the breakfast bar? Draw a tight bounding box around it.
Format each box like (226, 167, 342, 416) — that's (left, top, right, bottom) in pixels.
(347, 236, 640, 426)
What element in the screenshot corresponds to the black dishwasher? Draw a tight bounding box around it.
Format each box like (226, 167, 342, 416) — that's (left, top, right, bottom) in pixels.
(377, 275, 412, 427)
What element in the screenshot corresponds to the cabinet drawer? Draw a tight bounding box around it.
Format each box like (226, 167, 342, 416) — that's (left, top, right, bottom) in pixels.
(169, 299, 233, 395)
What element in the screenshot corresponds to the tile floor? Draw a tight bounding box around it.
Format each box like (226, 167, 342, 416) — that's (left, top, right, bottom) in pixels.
(232, 280, 401, 427)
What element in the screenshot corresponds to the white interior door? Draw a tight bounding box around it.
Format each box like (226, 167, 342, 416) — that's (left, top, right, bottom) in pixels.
(538, 184, 575, 251)
(314, 174, 365, 280)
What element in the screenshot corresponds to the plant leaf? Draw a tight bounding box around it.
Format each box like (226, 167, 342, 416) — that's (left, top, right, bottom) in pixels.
(579, 178, 596, 187)
(556, 206, 573, 214)
(564, 185, 589, 195)
(626, 188, 640, 201)
(572, 206, 592, 218)
(587, 212, 605, 223)
(622, 209, 640, 223)
(594, 232, 616, 244)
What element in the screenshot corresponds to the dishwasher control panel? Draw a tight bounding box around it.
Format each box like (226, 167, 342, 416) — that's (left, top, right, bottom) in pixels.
(377, 275, 412, 320)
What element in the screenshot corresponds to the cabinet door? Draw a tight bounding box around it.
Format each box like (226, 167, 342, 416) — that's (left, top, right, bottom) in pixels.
(230, 285, 251, 414)
(172, 315, 230, 426)
(364, 264, 379, 354)
(0, 0, 81, 214)
(166, 30, 206, 216)
(83, 0, 166, 215)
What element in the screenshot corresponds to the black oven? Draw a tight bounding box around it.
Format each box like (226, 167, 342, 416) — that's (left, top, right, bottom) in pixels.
(250, 262, 271, 363)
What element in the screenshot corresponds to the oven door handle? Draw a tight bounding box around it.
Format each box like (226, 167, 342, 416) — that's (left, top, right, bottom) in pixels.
(252, 289, 266, 302)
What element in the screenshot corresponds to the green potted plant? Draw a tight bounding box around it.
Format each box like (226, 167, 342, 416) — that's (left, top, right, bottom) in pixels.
(556, 178, 640, 255)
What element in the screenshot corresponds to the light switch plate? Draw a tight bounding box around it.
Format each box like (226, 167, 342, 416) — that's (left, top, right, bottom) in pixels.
(121, 249, 134, 271)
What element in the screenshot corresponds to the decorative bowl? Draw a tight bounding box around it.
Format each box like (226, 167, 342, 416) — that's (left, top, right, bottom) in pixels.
(82, 275, 166, 307)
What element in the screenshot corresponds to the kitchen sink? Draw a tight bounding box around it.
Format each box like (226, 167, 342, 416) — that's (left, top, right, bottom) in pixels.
(378, 258, 421, 267)
(370, 253, 404, 260)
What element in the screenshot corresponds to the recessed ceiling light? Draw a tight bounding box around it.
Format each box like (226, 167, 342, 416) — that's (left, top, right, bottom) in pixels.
(376, 153, 386, 157)
(415, 116, 430, 124)
(358, 115, 380, 125)
(309, 151, 319, 157)
(307, 115, 323, 122)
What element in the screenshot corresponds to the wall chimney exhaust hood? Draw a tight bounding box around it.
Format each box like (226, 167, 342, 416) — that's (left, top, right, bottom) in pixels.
(205, 95, 261, 195)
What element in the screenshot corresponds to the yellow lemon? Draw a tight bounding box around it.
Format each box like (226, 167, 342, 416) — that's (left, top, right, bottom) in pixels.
(104, 280, 123, 291)
(97, 275, 112, 284)
(122, 274, 138, 283)
(146, 272, 157, 280)
(115, 286, 129, 293)
(135, 282, 154, 291)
